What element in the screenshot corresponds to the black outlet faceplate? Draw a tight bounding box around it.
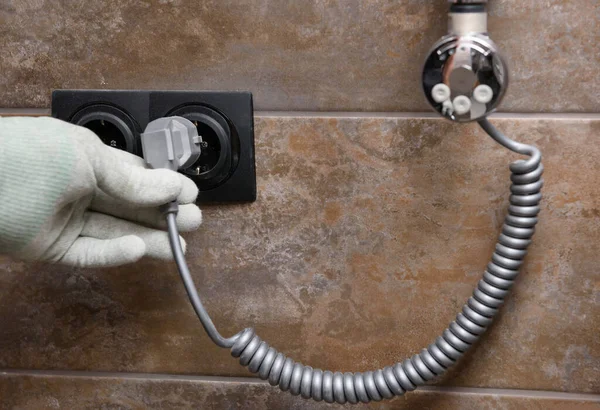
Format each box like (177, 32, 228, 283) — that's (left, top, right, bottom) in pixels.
(52, 90, 256, 203)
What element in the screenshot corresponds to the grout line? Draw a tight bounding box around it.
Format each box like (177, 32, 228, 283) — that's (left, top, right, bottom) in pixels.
(0, 369, 598, 402)
(2, 369, 263, 384)
(0, 108, 51, 116)
(256, 111, 440, 119)
(256, 111, 600, 120)
(487, 112, 600, 120)
(416, 385, 600, 401)
(1, 108, 599, 120)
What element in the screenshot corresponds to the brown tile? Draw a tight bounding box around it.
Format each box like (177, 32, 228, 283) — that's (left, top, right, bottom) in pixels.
(1, 1, 598, 112)
(1, 373, 598, 410)
(0, 116, 599, 394)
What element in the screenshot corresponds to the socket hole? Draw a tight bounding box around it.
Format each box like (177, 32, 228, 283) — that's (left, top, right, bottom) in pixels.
(185, 121, 222, 176)
(166, 104, 236, 190)
(71, 104, 139, 154)
(82, 119, 128, 151)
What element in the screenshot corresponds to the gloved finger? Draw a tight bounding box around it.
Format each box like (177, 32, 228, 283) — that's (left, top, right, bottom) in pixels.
(82, 134, 183, 207)
(59, 236, 146, 268)
(108, 148, 199, 204)
(90, 189, 203, 232)
(81, 212, 187, 259)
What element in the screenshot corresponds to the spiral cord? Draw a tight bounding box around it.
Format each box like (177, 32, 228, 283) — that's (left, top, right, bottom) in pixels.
(166, 119, 543, 404)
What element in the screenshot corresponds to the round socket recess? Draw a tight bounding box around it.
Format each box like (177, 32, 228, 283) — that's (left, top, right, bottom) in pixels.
(71, 104, 140, 154)
(167, 105, 239, 190)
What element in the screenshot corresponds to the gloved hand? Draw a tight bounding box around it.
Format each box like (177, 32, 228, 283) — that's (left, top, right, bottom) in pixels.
(0, 116, 202, 267)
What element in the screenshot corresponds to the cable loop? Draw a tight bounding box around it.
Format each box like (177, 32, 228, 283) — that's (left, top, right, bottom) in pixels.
(168, 118, 543, 403)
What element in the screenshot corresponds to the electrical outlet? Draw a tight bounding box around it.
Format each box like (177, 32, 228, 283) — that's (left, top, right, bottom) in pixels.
(52, 90, 256, 203)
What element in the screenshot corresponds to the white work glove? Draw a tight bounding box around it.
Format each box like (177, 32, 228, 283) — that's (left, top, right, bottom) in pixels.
(0, 116, 202, 267)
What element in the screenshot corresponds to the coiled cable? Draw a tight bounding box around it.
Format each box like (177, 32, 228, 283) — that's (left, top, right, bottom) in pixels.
(165, 118, 543, 404)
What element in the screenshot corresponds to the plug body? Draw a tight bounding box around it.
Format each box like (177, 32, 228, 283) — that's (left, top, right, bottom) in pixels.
(141, 117, 202, 172)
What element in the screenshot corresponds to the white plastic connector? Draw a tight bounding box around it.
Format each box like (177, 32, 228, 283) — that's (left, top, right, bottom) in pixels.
(449, 12, 487, 35)
(442, 100, 454, 116)
(431, 83, 451, 103)
(452, 95, 472, 115)
(473, 84, 494, 104)
(141, 117, 202, 171)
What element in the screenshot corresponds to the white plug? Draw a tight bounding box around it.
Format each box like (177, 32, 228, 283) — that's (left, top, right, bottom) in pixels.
(141, 117, 202, 171)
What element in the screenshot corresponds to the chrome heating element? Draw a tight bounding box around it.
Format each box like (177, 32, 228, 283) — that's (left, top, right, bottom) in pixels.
(422, 0, 508, 122)
(146, 0, 546, 404)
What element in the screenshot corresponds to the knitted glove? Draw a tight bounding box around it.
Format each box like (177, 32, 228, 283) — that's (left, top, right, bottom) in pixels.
(0, 116, 202, 267)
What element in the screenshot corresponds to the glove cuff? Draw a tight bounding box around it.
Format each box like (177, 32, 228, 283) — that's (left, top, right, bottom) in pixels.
(0, 118, 76, 254)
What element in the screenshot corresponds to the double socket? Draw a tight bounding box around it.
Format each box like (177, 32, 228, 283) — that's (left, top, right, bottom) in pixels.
(52, 90, 256, 203)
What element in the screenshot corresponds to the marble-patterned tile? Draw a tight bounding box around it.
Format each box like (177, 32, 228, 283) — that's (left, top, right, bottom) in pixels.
(1, 373, 598, 410)
(0, 116, 598, 393)
(1, 0, 598, 112)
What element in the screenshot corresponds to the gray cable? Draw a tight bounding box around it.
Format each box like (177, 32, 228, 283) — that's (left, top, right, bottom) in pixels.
(166, 211, 242, 348)
(165, 118, 543, 404)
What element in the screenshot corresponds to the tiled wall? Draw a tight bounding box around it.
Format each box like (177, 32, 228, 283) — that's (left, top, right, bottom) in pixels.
(2, 0, 598, 112)
(1, 1, 599, 409)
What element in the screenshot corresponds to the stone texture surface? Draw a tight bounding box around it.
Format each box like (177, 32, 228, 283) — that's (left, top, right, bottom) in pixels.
(1, 0, 598, 112)
(1, 373, 599, 410)
(0, 116, 598, 394)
